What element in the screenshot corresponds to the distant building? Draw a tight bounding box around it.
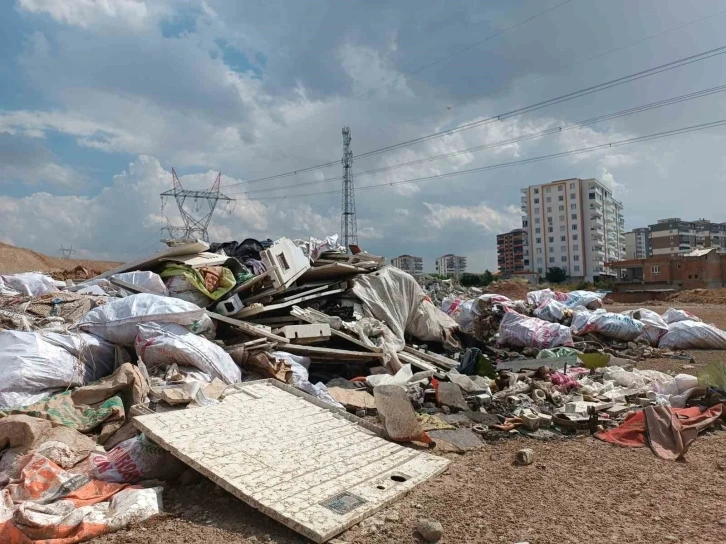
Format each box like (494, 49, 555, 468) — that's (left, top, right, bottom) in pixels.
(520, 178, 625, 281)
(390, 254, 423, 277)
(435, 254, 467, 279)
(608, 247, 726, 290)
(497, 229, 525, 276)
(625, 227, 651, 260)
(649, 217, 726, 256)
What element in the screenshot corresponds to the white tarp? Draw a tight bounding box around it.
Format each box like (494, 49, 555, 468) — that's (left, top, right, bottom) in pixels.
(110, 271, 169, 296)
(0, 273, 57, 297)
(77, 293, 214, 345)
(135, 323, 240, 384)
(620, 308, 669, 345)
(352, 266, 459, 351)
(658, 320, 726, 349)
(498, 311, 574, 349)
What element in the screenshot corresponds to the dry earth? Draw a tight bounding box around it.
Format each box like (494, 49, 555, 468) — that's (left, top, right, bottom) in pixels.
(0, 242, 118, 274)
(93, 302, 726, 544)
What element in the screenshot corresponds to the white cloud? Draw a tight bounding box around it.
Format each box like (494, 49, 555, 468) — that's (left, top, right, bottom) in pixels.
(17, 0, 156, 29)
(423, 201, 521, 233)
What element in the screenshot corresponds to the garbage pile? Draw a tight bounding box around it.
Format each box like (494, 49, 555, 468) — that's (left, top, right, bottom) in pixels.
(0, 237, 725, 541)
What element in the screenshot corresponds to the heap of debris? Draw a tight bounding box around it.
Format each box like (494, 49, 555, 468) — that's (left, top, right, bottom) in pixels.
(0, 236, 724, 542)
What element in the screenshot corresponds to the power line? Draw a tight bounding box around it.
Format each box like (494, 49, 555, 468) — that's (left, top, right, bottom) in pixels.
(244, 118, 726, 201)
(226, 84, 726, 196)
(223, 44, 726, 188)
(228, 0, 574, 164)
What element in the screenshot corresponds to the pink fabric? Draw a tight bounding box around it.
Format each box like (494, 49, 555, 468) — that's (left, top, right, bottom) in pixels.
(551, 371, 578, 392)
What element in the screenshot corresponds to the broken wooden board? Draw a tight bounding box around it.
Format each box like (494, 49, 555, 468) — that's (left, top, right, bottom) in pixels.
(328, 387, 376, 411)
(207, 311, 289, 343)
(403, 346, 457, 371)
(300, 263, 367, 283)
(279, 344, 384, 362)
(95, 241, 209, 279)
(234, 287, 346, 318)
(290, 306, 382, 353)
(274, 323, 332, 344)
(133, 380, 449, 543)
(158, 252, 229, 268)
(397, 351, 446, 379)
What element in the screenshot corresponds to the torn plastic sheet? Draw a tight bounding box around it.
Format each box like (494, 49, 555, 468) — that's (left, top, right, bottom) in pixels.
(272, 351, 344, 409)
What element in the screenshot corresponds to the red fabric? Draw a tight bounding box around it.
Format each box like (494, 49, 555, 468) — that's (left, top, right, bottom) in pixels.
(596, 404, 724, 458)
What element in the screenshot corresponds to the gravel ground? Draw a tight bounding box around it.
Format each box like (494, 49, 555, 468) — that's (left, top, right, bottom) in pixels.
(95, 303, 726, 544)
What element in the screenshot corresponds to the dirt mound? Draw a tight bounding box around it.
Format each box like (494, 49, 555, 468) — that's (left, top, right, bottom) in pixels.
(668, 288, 726, 304)
(0, 242, 119, 275)
(483, 279, 531, 300)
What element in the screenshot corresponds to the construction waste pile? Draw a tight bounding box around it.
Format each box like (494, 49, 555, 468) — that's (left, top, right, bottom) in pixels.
(0, 236, 725, 542)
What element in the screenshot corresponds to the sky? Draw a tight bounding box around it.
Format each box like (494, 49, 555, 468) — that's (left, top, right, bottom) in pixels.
(2, 0, 726, 272)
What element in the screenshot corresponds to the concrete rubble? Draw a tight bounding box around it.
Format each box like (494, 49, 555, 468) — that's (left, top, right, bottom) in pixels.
(0, 235, 725, 541)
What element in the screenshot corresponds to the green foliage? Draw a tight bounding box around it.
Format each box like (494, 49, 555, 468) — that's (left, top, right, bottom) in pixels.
(459, 270, 495, 287)
(545, 266, 568, 284)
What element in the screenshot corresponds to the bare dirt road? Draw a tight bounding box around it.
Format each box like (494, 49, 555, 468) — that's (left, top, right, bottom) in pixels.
(94, 303, 726, 544)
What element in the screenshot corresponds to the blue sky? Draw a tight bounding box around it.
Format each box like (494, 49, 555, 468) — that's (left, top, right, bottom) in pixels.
(2, 0, 726, 270)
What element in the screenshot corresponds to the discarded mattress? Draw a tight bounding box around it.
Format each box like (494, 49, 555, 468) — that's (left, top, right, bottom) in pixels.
(133, 380, 449, 543)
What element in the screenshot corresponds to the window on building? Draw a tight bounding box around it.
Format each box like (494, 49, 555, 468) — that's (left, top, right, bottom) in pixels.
(536, 248, 542, 254)
(559, 205, 564, 212)
(549, 257, 555, 263)
(574, 255, 580, 262)
(536, 237, 541, 243)
(535, 218, 540, 224)
(652, 266, 661, 275)
(537, 257, 543, 263)
(534, 207, 540, 214)
(571, 214, 577, 220)
(561, 236, 566, 242)
(560, 225, 566, 232)
(574, 265, 580, 272)
(534, 188, 539, 194)
(572, 224, 578, 231)
(571, 203, 577, 210)
(570, 182, 575, 189)
(589, 192, 595, 200)
(561, 246, 567, 252)
(558, 185, 563, 192)
(546, 197, 551, 203)
(559, 215, 565, 222)
(534, 198, 539, 204)
(558, 195, 564, 202)
(538, 267, 543, 273)
(547, 207, 552, 213)
(535, 227, 540, 234)
(548, 227, 553, 233)
(545, 187, 551, 193)
(549, 247, 554, 253)
(574, 244, 579, 251)
(573, 234, 578, 241)
(561, 256, 567, 262)
(549, 237, 554, 243)
(548, 217, 553, 224)
(522, 220, 528, 227)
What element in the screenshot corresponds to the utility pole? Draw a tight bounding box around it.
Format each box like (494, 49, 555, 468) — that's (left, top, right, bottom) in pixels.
(58, 244, 76, 258)
(340, 126, 358, 252)
(160, 168, 235, 243)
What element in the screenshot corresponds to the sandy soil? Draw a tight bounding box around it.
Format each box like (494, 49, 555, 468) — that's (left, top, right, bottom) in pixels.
(0, 242, 119, 274)
(92, 302, 726, 544)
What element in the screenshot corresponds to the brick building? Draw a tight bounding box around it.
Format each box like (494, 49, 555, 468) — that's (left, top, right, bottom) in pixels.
(608, 248, 726, 291)
(497, 229, 525, 276)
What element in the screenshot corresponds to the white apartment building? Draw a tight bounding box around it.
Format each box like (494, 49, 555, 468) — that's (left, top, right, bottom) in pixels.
(624, 227, 650, 259)
(435, 254, 467, 279)
(390, 254, 424, 277)
(520, 178, 625, 281)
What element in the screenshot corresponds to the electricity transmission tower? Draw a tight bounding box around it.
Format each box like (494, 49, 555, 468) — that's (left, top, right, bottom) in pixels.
(58, 244, 76, 258)
(340, 126, 358, 252)
(160, 168, 235, 243)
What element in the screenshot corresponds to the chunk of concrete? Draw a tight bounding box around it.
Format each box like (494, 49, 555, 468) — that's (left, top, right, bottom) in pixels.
(436, 382, 469, 413)
(516, 448, 535, 466)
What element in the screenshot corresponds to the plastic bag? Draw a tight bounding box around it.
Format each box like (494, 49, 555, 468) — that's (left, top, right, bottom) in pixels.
(0, 272, 57, 296)
(441, 297, 475, 332)
(533, 298, 567, 322)
(570, 311, 644, 341)
(620, 308, 669, 345)
(661, 308, 702, 324)
(78, 293, 214, 345)
(498, 311, 574, 349)
(526, 289, 555, 306)
(135, 323, 240, 384)
(110, 271, 169, 296)
(658, 320, 726, 349)
(561, 290, 604, 309)
(271, 351, 344, 409)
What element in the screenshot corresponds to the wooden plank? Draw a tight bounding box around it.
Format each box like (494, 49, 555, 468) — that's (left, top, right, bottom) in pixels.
(300, 263, 366, 283)
(108, 278, 158, 295)
(207, 311, 289, 343)
(290, 306, 382, 353)
(234, 288, 346, 318)
(397, 351, 446, 378)
(279, 344, 383, 361)
(95, 241, 209, 279)
(274, 324, 332, 342)
(403, 346, 457, 371)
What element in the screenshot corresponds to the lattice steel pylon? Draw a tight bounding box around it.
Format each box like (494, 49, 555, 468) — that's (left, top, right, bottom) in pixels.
(58, 244, 76, 258)
(340, 126, 358, 252)
(160, 168, 234, 243)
